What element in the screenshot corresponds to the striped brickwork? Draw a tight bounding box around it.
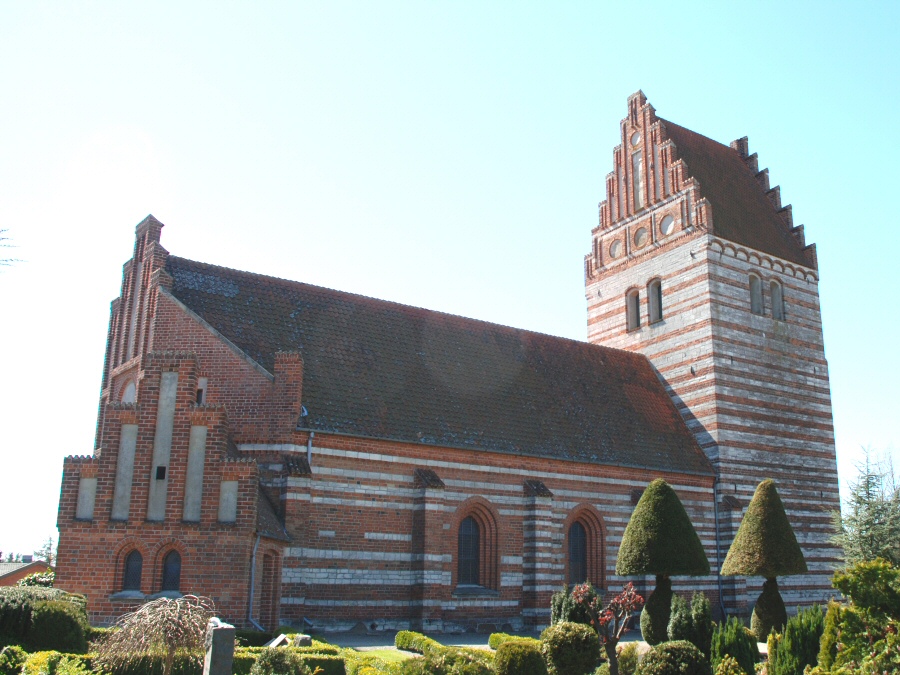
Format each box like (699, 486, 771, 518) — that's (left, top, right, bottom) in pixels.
(585, 92, 841, 615)
(244, 437, 716, 631)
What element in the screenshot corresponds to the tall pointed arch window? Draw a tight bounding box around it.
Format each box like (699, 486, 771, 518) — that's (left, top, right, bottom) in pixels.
(626, 289, 641, 331)
(457, 517, 480, 586)
(122, 550, 142, 591)
(749, 274, 763, 315)
(568, 522, 588, 585)
(648, 279, 663, 324)
(565, 506, 606, 589)
(161, 551, 181, 592)
(770, 280, 785, 320)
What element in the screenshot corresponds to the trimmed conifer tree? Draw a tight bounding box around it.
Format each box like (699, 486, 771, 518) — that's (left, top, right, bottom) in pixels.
(616, 478, 710, 645)
(721, 479, 807, 641)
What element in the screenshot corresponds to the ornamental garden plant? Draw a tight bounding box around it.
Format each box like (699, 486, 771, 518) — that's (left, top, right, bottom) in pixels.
(616, 479, 710, 645)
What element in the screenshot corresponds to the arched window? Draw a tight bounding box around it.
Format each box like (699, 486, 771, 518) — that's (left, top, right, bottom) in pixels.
(122, 550, 142, 591)
(770, 280, 785, 320)
(457, 517, 480, 586)
(565, 506, 606, 590)
(161, 551, 181, 592)
(749, 274, 763, 315)
(568, 522, 588, 585)
(121, 381, 136, 404)
(648, 279, 663, 324)
(626, 289, 641, 331)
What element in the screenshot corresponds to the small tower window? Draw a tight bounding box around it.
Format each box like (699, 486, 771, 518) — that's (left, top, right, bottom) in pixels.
(648, 279, 663, 324)
(161, 551, 181, 592)
(749, 274, 763, 315)
(771, 280, 785, 320)
(626, 289, 641, 331)
(568, 521, 587, 585)
(196, 377, 208, 405)
(122, 550, 142, 591)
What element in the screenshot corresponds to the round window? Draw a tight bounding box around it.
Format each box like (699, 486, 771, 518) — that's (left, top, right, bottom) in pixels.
(609, 240, 623, 259)
(630, 131, 641, 146)
(634, 227, 649, 248)
(659, 215, 675, 236)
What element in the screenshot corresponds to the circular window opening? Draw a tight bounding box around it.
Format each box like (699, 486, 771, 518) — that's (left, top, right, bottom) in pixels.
(630, 131, 641, 146)
(609, 240, 623, 259)
(659, 215, 675, 236)
(633, 227, 649, 248)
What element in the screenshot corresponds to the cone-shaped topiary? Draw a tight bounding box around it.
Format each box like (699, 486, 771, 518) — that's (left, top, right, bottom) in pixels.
(617, 479, 710, 645)
(721, 480, 807, 578)
(721, 479, 807, 640)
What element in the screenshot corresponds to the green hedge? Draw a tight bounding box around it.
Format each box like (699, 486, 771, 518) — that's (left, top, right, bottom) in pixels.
(232, 646, 345, 675)
(392, 632, 441, 655)
(488, 633, 541, 651)
(494, 640, 547, 675)
(0, 588, 90, 653)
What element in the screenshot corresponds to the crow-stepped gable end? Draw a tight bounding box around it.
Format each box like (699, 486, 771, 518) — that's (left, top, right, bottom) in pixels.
(586, 92, 840, 615)
(56, 92, 839, 631)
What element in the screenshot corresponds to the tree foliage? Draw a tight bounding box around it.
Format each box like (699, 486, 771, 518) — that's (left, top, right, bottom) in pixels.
(96, 595, 214, 675)
(616, 479, 709, 577)
(721, 480, 807, 578)
(767, 605, 823, 675)
(572, 582, 644, 675)
(832, 452, 900, 567)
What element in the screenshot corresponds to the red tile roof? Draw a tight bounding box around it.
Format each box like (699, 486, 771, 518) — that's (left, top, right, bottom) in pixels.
(662, 120, 812, 267)
(167, 256, 713, 476)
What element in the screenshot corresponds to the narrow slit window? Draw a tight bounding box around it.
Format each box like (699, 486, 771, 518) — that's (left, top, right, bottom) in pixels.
(648, 279, 663, 324)
(626, 289, 641, 331)
(771, 280, 785, 320)
(632, 151, 644, 210)
(749, 275, 763, 315)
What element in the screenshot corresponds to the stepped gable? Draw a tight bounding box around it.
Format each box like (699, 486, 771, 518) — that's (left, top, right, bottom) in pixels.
(662, 119, 811, 267)
(165, 255, 713, 476)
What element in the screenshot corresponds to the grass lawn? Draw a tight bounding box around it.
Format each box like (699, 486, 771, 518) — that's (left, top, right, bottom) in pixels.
(353, 649, 411, 662)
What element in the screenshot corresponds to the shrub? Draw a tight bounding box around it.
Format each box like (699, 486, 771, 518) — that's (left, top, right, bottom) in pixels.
(489, 633, 541, 651)
(713, 655, 744, 675)
(393, 631, 440, 655)
(667, 595, 692, 643)
(0, 588, 88, 653)
(641, 577, 672, 646)
(541, 621, 599, 675)
(17, 571, 55, 588)
(0, 646, 27, 675)
(394, 657, 426, 675)
(595, 666, 611, 675)
(494, 639, 547, 675)
(635, 641, 710, 675)
(710, 617, 757, 675)
(250, 648, 312, 675)
(750, 579, 786, 643)
(618, 642, 640, 675)
(690, 593, 713, 659)
(767, 605, 823, 675)
(422, 646, 492, 675)
(28, 601, 88, 654)
(816, 601, 840, 671)
(551, 585, 597, 628)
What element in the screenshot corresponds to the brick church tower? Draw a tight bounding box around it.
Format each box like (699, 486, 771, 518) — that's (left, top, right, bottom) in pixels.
(584, 91, 841, 612)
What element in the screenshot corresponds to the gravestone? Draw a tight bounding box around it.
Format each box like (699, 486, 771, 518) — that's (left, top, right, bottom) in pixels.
(202, 617, 235, 675)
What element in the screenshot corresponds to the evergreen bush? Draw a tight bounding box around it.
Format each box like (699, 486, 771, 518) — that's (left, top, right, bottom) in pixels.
(550, 585, 596, 628)
(0, 646, 26, 675)
(494, 639, 547, 675)
(0, 588, 88, 653)
(816, 601, 840, 671)
(617, 642, 640, 675)
(488, 632, 541, 650)
(617, 480, 709, 646)
(709, 617, 757, 675)
(713, 655, 744, 675)
(540, 621, 600, 675)
(667, 595, 692, 643)
(28, 601, 88, 654)
(249, 647, 312, 675)
(635, 640, 710, 675)
(690, 593, 713, 660)
(767, 605, 823, 675)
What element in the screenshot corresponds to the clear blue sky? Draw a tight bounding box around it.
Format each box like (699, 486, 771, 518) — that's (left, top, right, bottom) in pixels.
(1, 2, 897, 556)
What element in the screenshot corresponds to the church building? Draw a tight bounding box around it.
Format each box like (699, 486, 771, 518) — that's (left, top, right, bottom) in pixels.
(56, 92, 840, 631)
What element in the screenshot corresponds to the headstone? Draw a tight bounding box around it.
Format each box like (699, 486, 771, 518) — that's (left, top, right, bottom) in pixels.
(292, 634, 312, 647)
(202, 617, 235, 675)
(263, 633, 290, 648)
